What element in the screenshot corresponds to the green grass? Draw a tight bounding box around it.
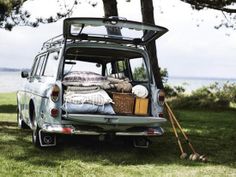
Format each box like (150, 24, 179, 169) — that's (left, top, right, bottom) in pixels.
(0, 93, 236, 177)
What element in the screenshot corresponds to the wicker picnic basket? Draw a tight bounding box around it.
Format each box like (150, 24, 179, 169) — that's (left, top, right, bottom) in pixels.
(112, 92, 135, 115)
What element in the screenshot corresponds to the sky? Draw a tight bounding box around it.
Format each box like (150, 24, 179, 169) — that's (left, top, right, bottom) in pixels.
(0, 0, 235, 79)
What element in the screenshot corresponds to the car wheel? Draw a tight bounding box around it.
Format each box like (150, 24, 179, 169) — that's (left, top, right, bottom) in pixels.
(17, 108, 29, 129)
(31, 108, 57, 148)
(32, 126, 41, 148)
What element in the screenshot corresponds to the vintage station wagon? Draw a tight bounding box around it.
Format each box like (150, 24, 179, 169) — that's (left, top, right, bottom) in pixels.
(17, 17, 168, 148)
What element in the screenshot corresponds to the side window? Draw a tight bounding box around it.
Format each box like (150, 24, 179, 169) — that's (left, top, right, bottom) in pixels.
(30, 54, 46, 77)
(43, 51, 59, 77)
(31, 57, 39, 77)
(105, 63, 112, 76)
(105, 60, 128, 78)
(35, 55, 46, 76)
(116, 60, 126, 73)
(129, 58, 148, 82)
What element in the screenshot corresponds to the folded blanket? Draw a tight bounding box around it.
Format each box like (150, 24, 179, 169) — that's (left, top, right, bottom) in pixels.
(62, 103, 115, 115)
(64, 89, 113, 105)
(66, 86, 101, 94)
(63, 71, 109, 86)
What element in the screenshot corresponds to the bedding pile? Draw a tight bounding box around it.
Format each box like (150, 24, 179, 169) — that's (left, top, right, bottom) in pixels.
(63, 71, 115, 114)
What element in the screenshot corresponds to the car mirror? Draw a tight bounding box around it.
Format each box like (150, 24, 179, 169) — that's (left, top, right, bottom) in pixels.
(21, 71, 29, 78)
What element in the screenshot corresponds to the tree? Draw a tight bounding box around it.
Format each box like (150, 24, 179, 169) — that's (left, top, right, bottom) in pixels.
(0, 0, 27, 30)
(0, 0, 77, 30)
(133, 63, 148, 81)
(180, 0, 236, 13)
(140, 0, 164, 89)
(102, 0, 118, 18)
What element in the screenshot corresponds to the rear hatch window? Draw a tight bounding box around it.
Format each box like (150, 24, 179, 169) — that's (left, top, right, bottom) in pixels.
(63, 17, 168, 45)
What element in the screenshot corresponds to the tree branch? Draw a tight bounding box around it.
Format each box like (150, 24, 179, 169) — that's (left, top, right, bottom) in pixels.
(180, 0, 236, 13)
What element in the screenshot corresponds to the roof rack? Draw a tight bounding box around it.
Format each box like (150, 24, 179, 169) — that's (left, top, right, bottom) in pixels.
(41, 33, 141, 51)
(41, 34, 64, 50)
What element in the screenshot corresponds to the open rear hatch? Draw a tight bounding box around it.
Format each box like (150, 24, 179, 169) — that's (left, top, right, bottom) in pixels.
(63, 17, 168, 45)
(61, 17, 167, 127)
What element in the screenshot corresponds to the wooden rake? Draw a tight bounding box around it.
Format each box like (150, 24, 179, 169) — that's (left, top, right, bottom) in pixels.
(165, 102, 207, 162)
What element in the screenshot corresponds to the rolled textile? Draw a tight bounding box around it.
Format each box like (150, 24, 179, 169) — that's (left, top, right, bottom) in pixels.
(116, 81, 132, 93)
(132, 85, 148, 98)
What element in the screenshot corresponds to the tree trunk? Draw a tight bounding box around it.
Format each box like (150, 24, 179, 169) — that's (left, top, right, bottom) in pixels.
(102, 0, 121, 73)
(102, 0, 118, 17)
(140, 0, 164, 89)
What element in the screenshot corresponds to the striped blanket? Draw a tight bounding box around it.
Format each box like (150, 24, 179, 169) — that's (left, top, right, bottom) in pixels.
(63, 71, 109, 86)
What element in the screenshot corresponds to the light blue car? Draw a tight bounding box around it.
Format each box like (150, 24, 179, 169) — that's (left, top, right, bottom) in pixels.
(17, 17, 168, 148)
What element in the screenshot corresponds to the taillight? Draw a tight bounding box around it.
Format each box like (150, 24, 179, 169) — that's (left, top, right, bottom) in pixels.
(158, 113, 164, 117)
(62, 127, 73, 134)
(51, 84, 60, 102)
(158, 89, 165, 105)
(50, 108, 59, 117)
(147, 128, 155, 135)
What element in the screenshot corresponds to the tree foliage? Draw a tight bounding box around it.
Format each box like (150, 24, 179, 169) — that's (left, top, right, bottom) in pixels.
(0, 0, 27, 30)
(0, 0, 236, 31)
(133, 63, 147, 81)
(0, 0, 78, 30)
(180, 0, 236, 30)
(180, 0, 236, 13)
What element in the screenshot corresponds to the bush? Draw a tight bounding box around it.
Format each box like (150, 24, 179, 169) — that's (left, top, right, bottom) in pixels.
(169, 82, 236, 110)
(164, 84, 185, 97)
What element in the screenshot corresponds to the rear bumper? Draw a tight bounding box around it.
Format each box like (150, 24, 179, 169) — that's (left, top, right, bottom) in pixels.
(41, 124, 165, 137)
(62, 114, 166, 126)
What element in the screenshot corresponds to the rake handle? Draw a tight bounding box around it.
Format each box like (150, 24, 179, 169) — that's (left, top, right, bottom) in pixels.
(165, 102, 197, 154)
(166, 106, 185, 154)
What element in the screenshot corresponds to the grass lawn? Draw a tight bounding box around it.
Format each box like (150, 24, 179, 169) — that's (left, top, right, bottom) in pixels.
(0, 93, 236, 177)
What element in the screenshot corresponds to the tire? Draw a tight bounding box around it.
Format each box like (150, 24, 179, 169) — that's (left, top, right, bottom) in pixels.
(17, 108, 29, 129)
(31, 107, 41, 148)
(31, 107, 57, 148)
(32, 126, 41, 148)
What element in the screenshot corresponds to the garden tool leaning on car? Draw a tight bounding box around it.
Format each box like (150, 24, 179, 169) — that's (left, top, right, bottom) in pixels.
(164, 102, 208, 162)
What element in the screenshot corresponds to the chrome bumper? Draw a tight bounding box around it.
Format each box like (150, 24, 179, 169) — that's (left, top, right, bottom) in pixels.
(41, 124, 164, 137)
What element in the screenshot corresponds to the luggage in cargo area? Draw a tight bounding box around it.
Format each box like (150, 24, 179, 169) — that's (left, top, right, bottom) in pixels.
(112, 92, 135, 115)
(134, 98, 149, 115)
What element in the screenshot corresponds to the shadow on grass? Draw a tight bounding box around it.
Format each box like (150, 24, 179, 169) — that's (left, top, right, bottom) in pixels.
(0, 109, 236, 169)
(0, 104, 17, 113)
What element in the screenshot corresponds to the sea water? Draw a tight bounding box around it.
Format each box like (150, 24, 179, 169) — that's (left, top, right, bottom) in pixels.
(0, 71, 235, 93)
(0, 72, 24, 93)
(168, 76, 236, 93)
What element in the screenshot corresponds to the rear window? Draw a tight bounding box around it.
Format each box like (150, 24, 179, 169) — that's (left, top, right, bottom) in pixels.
(63, 48, 149, 83)
(64, 60, 102, 76)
